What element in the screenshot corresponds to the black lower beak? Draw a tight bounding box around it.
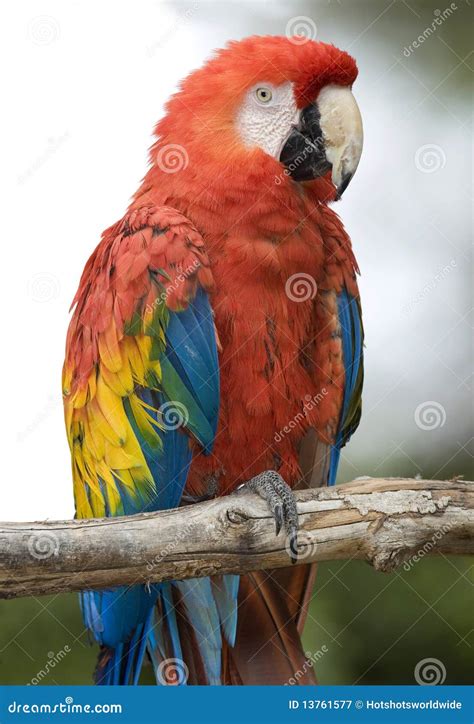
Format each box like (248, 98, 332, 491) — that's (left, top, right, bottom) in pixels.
(335, 172, 353, 200)
(279, 103, 331, 182)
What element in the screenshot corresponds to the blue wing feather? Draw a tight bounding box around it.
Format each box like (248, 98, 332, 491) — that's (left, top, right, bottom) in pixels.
(328, 288, 364, 485)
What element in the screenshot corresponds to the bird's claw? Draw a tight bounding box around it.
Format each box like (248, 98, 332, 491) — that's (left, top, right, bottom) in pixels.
(238, 471, 299, 564)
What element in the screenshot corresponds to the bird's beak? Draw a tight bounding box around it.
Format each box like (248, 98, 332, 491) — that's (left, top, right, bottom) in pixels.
(279, 84, 363, 198)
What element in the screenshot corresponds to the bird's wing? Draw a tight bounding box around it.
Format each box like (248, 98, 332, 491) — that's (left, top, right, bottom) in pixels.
(287, 240, 364, 658)
(63, 205, 219, 520)
(299, 204, 364, 490)
(64, 207, 240, 685)
(298, 287, 364, 491)
(327, 287, 364, 484)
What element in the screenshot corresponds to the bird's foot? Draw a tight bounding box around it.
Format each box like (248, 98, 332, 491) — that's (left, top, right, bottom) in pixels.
(181, 473, 219, 505)
(237, 471, 299, 564)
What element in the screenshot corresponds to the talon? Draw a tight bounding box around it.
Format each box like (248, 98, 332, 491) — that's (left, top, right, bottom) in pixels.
(288, 530, 298, 565)
(274, 503, 283, 536)
(239, 470, 299, 563)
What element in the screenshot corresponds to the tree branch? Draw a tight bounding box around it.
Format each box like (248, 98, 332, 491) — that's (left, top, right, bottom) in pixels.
(0, 478, 472, 599)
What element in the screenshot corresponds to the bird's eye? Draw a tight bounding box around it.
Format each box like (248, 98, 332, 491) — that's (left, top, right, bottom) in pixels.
(255, 87, 273, 104)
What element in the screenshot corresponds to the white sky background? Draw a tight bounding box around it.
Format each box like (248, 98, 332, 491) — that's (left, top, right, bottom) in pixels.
(0, 0, 471, 520)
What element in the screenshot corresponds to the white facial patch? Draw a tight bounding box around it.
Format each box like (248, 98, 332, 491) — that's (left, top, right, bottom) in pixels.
(235, 81, 298, 158)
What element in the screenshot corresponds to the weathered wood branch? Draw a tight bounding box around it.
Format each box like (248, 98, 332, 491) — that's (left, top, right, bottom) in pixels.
(0, 478, 472, 599)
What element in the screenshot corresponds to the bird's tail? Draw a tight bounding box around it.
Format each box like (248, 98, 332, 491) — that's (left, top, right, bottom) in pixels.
(158, 562, 319, 685)
(93, 576, 240, 686)
(92, 567, 315, 686)
(222, 564, 318, 685)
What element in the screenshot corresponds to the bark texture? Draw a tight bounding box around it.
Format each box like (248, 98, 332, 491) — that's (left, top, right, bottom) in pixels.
(0, 478, 471, 599)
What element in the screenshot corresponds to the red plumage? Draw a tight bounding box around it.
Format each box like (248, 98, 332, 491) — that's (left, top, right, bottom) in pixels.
(129, 36, 360, 497)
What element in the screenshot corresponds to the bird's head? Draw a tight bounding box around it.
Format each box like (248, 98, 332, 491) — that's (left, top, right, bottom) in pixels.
(154, 35, 363, 201)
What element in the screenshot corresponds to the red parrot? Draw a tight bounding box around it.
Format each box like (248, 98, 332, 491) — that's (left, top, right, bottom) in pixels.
(63, 35, 364, 685)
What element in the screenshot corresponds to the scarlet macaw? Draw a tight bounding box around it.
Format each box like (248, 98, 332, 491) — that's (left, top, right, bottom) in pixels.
(63, 35, 364, 685)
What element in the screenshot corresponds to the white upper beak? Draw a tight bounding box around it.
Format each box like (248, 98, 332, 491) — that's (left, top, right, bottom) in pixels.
(317, 84, 363, 195)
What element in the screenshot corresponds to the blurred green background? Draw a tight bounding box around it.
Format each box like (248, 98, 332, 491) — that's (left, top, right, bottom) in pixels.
(2, 0, 472, 686)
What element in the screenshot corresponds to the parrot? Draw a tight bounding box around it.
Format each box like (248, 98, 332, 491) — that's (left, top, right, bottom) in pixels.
(63, 34, 364, 686)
